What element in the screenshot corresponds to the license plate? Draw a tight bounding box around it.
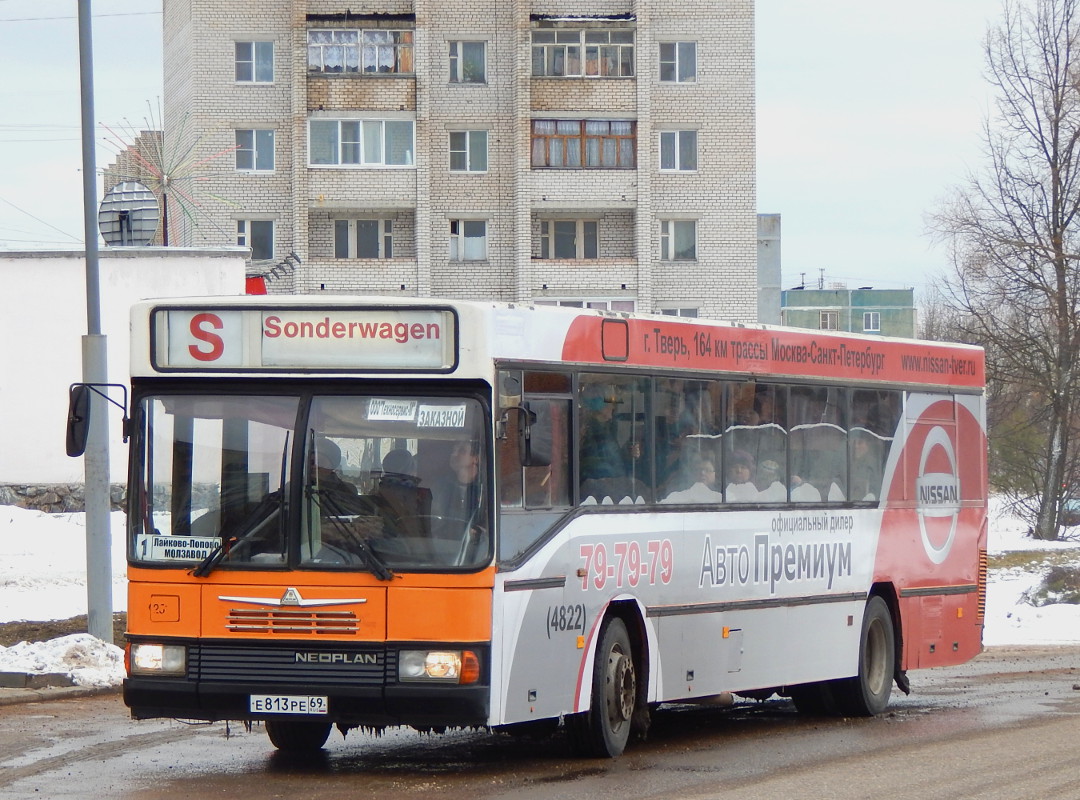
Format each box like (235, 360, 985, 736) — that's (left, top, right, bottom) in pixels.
(249, 694, 329, 715)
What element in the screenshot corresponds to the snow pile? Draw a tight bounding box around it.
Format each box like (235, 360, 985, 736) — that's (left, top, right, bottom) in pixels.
(983, 497, 1080, 646)
(0, 634, 125, 687)
(0, 505, 128, 623)
(0, 500, 1078, 689)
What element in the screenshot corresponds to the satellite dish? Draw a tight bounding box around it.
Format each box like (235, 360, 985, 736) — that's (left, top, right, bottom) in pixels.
(98, 181, 160, 246)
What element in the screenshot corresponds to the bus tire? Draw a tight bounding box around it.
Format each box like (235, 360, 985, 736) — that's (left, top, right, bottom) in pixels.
(264, 719, 332, 752)
(832, 595, 895, 716)
(568, 616, 637, 758)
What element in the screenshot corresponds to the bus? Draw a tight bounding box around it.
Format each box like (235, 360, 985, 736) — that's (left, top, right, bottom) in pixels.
(120, 296, 987, 757)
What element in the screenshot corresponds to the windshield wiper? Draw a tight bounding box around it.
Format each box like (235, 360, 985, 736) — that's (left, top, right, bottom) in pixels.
(192, 490, 283, 578)
(308, 488, 394, 581)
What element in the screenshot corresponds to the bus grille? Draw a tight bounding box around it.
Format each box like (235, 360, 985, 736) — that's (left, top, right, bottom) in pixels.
(225, 608, 359, 635)
(190, 643, 393, 687)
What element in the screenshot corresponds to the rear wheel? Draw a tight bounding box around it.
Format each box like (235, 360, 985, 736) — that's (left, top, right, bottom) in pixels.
(264, 719, 332, 753)
(832, 595, 895, 716)
(567, 616, 637, 758)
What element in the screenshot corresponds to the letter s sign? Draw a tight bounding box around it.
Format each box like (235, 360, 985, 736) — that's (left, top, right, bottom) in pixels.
(188, 313, 224, 361)
(162, 310, 244, 368)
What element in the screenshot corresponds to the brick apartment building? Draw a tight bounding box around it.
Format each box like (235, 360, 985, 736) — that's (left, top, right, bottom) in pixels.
(158, 0, 756, 319)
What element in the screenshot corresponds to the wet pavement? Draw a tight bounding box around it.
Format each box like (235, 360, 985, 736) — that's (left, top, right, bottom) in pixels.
(0, 645, 1078, 799)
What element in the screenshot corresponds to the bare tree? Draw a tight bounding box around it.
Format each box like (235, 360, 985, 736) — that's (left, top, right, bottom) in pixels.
(932, 0, 1080, 539)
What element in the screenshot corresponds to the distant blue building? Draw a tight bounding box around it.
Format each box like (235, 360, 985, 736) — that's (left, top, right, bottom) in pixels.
(780, 286, 916, 338)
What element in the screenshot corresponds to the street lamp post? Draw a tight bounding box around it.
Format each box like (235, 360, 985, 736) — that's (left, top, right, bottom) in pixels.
(77, 0, 113, 644)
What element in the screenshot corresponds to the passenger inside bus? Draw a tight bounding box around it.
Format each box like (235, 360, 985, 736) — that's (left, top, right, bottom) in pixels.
(660, 456, 723, 504)
(373, 448, 432, 541)
(724, 450, 759, 503)
(432, 440, 486, 556)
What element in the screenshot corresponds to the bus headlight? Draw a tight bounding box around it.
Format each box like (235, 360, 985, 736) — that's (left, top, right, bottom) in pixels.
(398, 650, 480, 684)
(129, 643, 186, 676)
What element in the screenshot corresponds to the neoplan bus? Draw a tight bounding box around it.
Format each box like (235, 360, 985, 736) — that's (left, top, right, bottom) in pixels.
(119, 296, 987, 757)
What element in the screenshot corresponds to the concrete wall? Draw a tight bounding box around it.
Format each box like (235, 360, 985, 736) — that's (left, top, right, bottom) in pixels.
(0, 249, 246, 484)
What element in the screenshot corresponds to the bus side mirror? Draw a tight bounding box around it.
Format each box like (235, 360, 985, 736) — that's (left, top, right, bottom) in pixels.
(65, 382, 131, 457)
(66, 384, 91, 457)
(518, 400, 552, 467)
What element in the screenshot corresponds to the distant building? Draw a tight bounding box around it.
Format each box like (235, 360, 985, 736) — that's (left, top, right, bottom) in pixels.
(780, 286, 916, 338)
(154, 0, 758, 318)
(757, 213, 781, 324)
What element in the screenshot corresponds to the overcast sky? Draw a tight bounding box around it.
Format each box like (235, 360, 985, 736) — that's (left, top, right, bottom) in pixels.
(0, 1, 1001, 298)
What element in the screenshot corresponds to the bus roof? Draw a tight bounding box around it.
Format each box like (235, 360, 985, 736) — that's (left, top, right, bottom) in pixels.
(131, 295, 985, 390)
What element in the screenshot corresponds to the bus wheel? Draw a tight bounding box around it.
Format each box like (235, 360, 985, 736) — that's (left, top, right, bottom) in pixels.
(833, 595, 895, 716)
(568, 616, 637, 758)
(264, 719, 332, 752)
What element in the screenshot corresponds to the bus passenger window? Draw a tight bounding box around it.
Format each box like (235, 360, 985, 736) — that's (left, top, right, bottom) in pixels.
(722, 381, 787, 503)
(655, 378, 722, 503)
(788, 386, 847, 502)
(849, 389, 900, 502)
(578, 374, 649, 504)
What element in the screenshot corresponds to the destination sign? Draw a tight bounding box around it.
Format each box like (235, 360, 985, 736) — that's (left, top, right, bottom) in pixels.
(155, 307, 457, 370)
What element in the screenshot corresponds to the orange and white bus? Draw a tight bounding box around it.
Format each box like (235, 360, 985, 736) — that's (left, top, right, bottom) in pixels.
(122, 296, 987, 757)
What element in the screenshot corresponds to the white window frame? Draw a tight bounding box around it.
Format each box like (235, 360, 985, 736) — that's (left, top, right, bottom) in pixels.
(658, 307, 699, 318)
(235, 41, 274, 83)
(659, 219, 697, 261)
(306, 29, 414, 74)
(534, 298, 637, 312)
(237, 219, 274, 260)
(308, 119, 415, 167)
(863, 311, 881, 332)
(659, 130, 697, 172)
(539, 219, 599, 259)
(449, 130, 488, 172)
(334, 218, 393, 259)
(820, 310, 840, 331)
(449, 219, 487, 261)
(659, 41, 696, 83)
(531, 29, 635, 77)
(449, 40, 487, 84)
(235, 129, 274, 172)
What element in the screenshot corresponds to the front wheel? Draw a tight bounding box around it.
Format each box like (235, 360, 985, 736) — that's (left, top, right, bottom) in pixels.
(264, 719, 332, 753)
(567, 616, 637, 758)
(832, 595, 895, 716)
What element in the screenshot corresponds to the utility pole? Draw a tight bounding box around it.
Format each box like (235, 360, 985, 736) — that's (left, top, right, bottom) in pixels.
(78, 0, 113, 644)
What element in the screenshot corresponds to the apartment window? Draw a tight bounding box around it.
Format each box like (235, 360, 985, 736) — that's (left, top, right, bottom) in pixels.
(659, 41, 696, 82)
(307, 29, 414, 74)
(660, 220, 696, 261)
(863, 311, 881, 332)
(309, 119, 415, 166)
(449, 130, 488, 172)
(235, 129, 274, 171)
(449, 219, 487, 261)
(659, 307, 699, 317)
(659, 130, 697, 171)
(237, 220, 273, 260)
(449, 41, 486, 83)
(531, 120, 635, 169)
(820, 311, 840, 330)
(540, 220, 598, 259)
(535, 299, 636, 311)
(531, 29, 634, 77)
(335, 219, 393, 258)
(235, 41, 274, 82)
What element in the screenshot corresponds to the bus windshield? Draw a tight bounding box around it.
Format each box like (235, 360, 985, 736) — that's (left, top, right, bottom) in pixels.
(131, 392, 491, 572)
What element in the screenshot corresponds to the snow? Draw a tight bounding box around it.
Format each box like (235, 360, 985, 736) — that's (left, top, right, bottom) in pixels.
(0, 501, 1078, 688)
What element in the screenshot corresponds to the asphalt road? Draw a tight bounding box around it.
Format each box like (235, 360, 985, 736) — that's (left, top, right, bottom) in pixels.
(1, 645, 1078, 799)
